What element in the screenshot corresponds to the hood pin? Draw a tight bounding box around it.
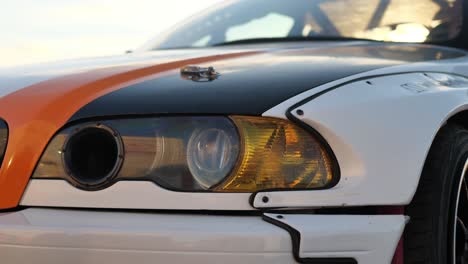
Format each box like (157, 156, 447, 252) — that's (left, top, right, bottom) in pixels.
(180, 65, 220, 82)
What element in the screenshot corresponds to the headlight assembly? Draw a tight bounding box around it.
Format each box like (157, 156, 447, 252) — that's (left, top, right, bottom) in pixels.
(33, 116, 337, 192)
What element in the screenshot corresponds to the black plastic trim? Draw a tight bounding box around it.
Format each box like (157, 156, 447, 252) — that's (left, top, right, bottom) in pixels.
(263, 213, 357, 264)
(0, 119, 9, 169)
(0, 206, 26, 214)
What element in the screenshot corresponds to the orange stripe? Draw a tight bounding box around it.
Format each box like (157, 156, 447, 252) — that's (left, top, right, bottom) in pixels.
(0, 51, 260, 209)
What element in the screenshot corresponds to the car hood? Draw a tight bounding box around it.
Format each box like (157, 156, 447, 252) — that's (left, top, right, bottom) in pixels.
(0, 41, 465, 122)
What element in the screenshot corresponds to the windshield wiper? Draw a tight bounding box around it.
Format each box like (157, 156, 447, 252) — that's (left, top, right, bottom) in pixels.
(212, 36, 382, 46)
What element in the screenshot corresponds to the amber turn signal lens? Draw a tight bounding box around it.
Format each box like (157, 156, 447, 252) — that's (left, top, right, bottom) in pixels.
(215, 116, 334, 192)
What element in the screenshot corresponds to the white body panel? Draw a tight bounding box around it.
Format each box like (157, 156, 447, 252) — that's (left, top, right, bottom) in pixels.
(0, 208, 404, 264)
(256, 64, 468, 208)
(21, 180, 253, 210)
(264, 213, 407, 263)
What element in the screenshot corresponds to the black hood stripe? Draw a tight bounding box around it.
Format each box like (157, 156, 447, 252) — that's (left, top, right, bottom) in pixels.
(69, 43, 466, 121)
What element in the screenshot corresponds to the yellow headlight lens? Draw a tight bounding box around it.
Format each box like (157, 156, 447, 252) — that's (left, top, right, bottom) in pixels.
(216, 116, 334, 192)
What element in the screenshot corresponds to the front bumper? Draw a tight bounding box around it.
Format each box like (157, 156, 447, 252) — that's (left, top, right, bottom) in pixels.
(0, 209, 406, 264)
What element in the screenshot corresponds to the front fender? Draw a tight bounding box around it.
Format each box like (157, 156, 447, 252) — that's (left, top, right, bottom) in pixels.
(256, 72, 468, 208)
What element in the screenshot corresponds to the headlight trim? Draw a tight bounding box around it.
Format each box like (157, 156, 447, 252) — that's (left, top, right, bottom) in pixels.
(61, 123, 125, 191)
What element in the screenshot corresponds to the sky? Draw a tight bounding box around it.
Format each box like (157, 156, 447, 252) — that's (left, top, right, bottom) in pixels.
(0, 0, 221, 68)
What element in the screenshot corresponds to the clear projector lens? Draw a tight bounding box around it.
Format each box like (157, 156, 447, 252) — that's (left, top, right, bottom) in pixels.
(187, 126, 239, 189)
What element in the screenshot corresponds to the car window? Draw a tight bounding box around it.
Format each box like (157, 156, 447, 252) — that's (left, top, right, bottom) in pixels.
(142, 0, 463, 50)
(225, 13, 295, 42)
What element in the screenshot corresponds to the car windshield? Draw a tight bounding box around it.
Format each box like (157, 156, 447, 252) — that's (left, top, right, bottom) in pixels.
(142, 0, 463, 50)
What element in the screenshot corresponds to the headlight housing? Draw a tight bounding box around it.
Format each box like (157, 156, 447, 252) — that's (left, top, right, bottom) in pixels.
(33, 116, 337, 192)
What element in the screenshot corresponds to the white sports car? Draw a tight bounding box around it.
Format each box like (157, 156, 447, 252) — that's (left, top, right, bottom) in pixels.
(0, 0, 466, 263)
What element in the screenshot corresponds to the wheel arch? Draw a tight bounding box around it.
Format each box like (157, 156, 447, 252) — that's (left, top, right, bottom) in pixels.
(446, 109, 468, 131)
(412, 107, 468, 204)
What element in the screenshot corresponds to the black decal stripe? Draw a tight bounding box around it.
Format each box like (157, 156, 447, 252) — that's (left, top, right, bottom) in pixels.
(263, 214, 358, 264)
(69, 43, 465, 122)
(69, 64, 389, 121)
(286, 70, 468, 118)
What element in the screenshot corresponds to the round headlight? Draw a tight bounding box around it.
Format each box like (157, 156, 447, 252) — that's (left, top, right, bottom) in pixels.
(62, 124, 124, 190)
(187, 124, 239, 189)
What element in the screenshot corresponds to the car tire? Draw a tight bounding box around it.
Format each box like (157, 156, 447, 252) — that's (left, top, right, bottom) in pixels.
(405, 123, 468, 264)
